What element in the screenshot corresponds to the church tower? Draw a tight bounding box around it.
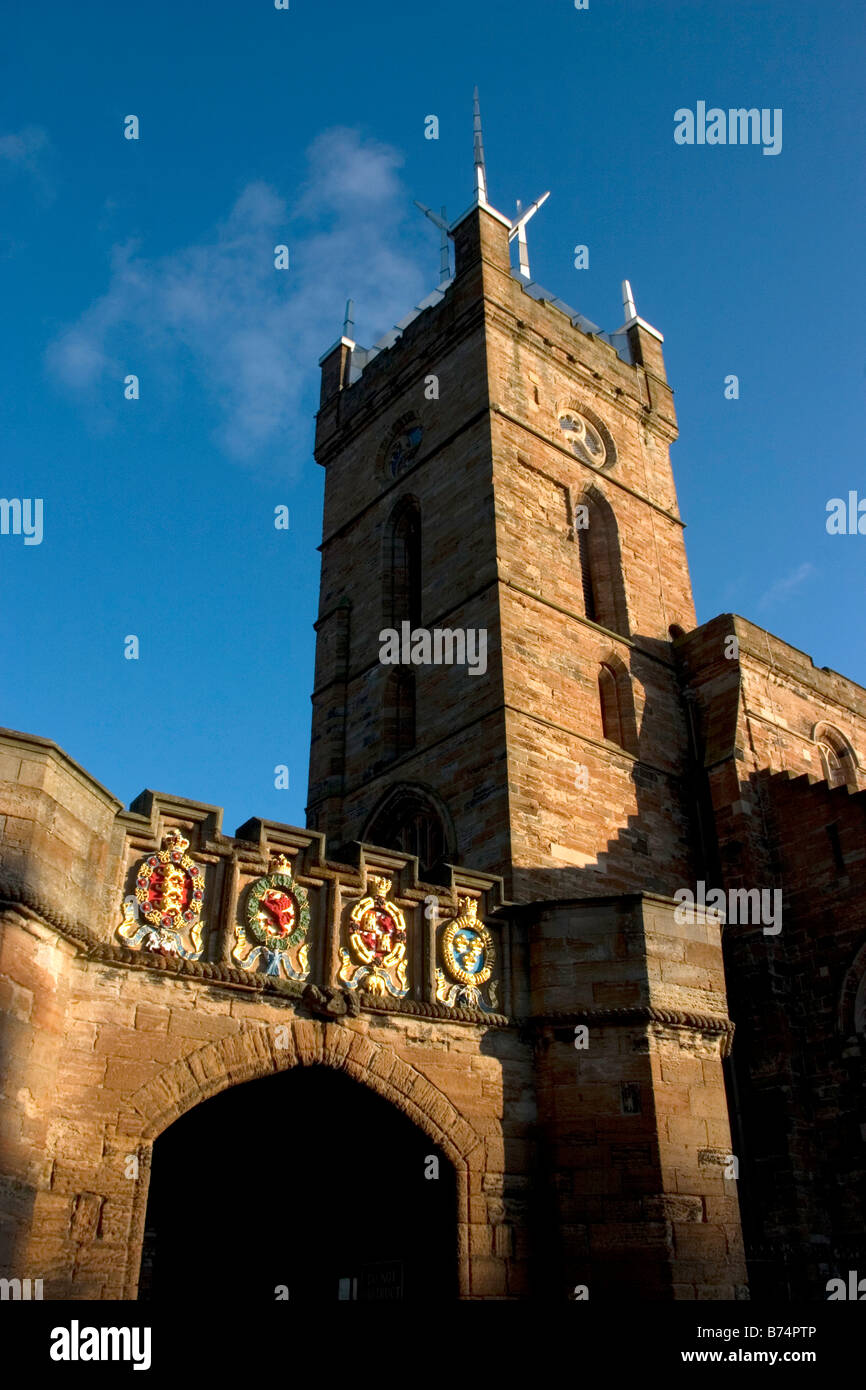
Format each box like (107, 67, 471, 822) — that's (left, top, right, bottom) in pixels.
(307, 97, 698, 906)
(304, 106, 746, 1299)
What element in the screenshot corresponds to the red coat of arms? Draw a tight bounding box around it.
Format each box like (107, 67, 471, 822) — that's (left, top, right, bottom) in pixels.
(117, 828, 205, 959)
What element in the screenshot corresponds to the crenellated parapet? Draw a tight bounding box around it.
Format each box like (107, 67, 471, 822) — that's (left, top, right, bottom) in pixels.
(0, 729, 511, 1025)
(0, 725, 745, 1301)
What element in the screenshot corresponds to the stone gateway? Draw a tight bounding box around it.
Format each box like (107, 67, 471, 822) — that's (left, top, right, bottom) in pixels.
(1, 107, 864, 1302)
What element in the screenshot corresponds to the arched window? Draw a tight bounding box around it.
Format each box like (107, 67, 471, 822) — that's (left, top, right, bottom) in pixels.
(598, 664, 622, 746)
(820, 743, 846, 789)
(813, 724, 858, 791)
(364, 785, 454, 878)
(598, 659, 638, 755)
(575, 489, 629, 637)
(384, 670, 415, 761)
(379, 413, 424, 481)
(384, 498, 421, 629)
(577, 525, 597, 624)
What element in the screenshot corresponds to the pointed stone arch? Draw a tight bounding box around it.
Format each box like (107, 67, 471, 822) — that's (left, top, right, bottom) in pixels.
(363, 780, 457, 874)
(574, 485, 630, 637)
(122, 1019, 483, 1297)
(812, 721, 859, 791)
(128, 1020, 481, 1162)
(597, 649, 639, 755)
(382, 494, 422, 629)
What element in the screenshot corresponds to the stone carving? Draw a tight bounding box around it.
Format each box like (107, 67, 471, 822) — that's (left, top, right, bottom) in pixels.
(233, 854, 311, 980)
(118, 828, 204, 959)
(301, 983, 361, 1020)
(339, 875, 408, 998)
(436, 897, 498, 1013)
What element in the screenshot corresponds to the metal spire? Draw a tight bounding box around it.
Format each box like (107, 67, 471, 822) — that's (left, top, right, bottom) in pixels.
(438, 205, 450, 284)
(473, 85, 488, 203)
(509, 191, 551, 280)
(343, 298, 355, 338)
(413, 201, 452, 285)
(618, 278, 664, 342)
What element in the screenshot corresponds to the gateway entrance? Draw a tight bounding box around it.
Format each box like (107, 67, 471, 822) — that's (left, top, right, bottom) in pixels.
(138, 1063, 458, 1302)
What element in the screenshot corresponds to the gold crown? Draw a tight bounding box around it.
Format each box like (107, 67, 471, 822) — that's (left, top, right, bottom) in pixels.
(458, 896, 479, 920)
(163, 828, 190, 854)
(270, 853, 292, 874)
(368, 875, 392, 899)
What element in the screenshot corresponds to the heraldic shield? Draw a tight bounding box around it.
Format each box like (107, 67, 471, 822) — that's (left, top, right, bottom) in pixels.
(436, 897, 498, 1013)
(233, 854, 311, 980)
(339, 875, 409, 998)
(117, 828, 205, 959)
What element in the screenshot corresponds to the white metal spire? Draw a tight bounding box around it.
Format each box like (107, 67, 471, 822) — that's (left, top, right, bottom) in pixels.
(437, 205, 450, 284)
(509, 191, 551, 280)
(416, 92, 551, 279)
(473, 85, 488, 202)
(413, 201, 452, 285)
(618, 278, 664, 342)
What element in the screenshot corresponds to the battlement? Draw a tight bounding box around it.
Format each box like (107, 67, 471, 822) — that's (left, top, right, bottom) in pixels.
(0, 722, 745, 1299)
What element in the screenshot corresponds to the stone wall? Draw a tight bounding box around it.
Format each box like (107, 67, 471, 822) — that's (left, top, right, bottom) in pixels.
(526, 894, 746, 1299)
(0, 728, 531, 1299)
(678, 617, 866, 1296)
(0, 726, 745, 1300)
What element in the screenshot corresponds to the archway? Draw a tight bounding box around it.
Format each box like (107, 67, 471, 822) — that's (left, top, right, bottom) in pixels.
(363, 782, 456, 877)
(137, 1064, 458, 1302)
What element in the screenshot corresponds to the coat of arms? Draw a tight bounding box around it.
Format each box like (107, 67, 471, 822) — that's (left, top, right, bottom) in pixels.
(339, 875, 408, 998)
(436, 898, 497, 1012)
(117, 828, 205, 959)
(233, 854, 311, 980)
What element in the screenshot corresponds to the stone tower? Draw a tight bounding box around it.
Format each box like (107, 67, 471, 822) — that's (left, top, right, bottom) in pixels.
(307, 119, 698, 909)
(304, 106, 748, 1298)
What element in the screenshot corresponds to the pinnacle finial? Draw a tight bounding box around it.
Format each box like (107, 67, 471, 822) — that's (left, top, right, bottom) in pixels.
(509, 190, 550, 280)
(412, 202, 452, 285)
(438, 205, 450, 285)
(618, 278, 664, 343)
(473, 85, 488, 203)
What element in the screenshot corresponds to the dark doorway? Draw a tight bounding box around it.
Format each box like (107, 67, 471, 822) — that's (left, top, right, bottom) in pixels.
(138, 1064, 459, 1302)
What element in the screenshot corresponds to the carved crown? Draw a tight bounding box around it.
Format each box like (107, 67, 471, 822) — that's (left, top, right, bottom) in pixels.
(163, 828, 190, 854)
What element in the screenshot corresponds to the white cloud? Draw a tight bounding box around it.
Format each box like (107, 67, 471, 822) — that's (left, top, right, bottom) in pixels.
(0, 126, 54, 201)
(46, 128, 431, 463)
(0, 125, 48, 168)
(757, 562, 816, 611)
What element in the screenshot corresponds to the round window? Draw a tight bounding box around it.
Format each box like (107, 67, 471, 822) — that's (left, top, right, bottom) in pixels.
(559, 412, 606, 467)
(387, 425, 424, 479)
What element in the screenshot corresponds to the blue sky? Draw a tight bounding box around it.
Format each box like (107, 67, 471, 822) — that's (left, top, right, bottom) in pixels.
(1, 0, 863, 833)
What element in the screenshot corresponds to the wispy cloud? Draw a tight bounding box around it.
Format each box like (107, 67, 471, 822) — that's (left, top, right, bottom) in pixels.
(0, 126, 55, 202)
(757, 561, 816, 611)
(46, 128, 431, 463)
